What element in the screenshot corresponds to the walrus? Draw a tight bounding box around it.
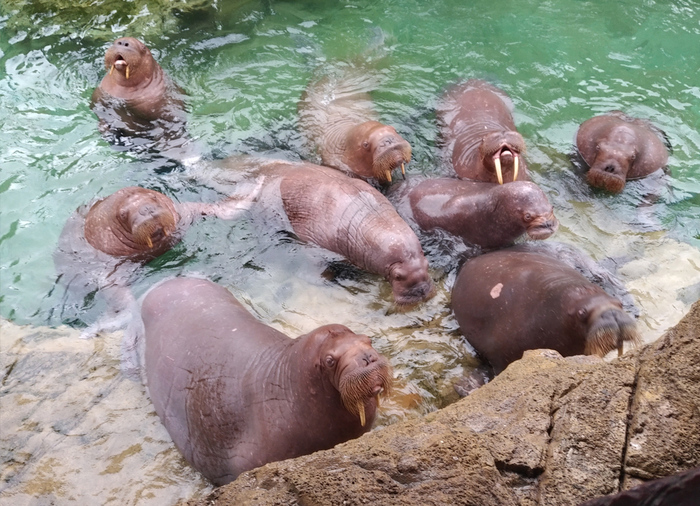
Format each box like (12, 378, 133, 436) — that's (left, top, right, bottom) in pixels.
(438, 79, 529, 184)
(298, 65, 412, 184)
(53, 185, 260, 338)
(140, 276, 392, 485)
(387, 177, 558, 250)
(451, 247, 641, 374)
(575, 110, 670, 193)
(90, 37, 196, 160)
(204, 157, 435, 308)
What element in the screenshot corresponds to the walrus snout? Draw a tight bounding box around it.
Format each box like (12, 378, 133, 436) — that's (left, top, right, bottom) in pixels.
(585, 306, 641, 357)
(526, 213, 559, 240)
(587, 160, 627, 193)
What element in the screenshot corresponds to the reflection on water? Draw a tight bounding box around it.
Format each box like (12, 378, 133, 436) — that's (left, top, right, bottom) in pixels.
(1, 0, 699, 503)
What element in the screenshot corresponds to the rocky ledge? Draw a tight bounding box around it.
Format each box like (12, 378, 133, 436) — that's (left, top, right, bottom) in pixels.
(190, 300, 700, 505)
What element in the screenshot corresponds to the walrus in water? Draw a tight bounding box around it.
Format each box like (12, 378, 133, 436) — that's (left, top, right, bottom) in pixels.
(438, 79, 529, 184)
(451, 246, 640, 374)
(298, 65, 412, 185)
(90, 37, 195, 160)
(387, 177, 558, 250)
(140, 276, 392, 485)
(204, 157, 435, 308)
(575, 110, 670, 193)
(54, 185, 259, 338)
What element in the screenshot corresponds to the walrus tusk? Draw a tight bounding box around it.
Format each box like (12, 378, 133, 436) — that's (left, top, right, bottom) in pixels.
(145, 237, 153, 249)
(357, 402, 366, 427)
(617, 343, 623, 357)
(401, 163, 406, 179)
(385, 170, 392, 183)
(375, 394, 381, 408)
(494, 157, 504, 184)
(109, 64, 114, 76)
(125, 65, 130, 80)
(513, 155, 519, 182)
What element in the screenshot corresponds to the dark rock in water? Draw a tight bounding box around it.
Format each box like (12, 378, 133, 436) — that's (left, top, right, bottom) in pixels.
(579, 466, 700, 506)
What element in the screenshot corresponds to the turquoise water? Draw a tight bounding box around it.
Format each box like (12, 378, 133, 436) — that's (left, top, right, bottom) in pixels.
(1, 0, 699, 503)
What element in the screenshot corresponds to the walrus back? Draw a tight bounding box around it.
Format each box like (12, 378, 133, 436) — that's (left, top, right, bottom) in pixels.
(142, 277, 288, 482)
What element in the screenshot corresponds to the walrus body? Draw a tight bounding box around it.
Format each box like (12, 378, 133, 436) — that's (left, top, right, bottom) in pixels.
(208, 157, 435, 308)
(575, 110, 669, 193)
(142, 277, 392, 485)
(54, 186, 257, 337)
(452, 247, 640, 374)
(388, 177, 558, 250)
(298, 67, 412, 184)
(438, 79, 529, 184)
(90, 37, 192, 158)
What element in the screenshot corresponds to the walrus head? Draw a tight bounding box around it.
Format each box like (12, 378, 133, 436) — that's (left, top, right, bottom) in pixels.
(387, 254, 436, 309)
(345, 121, 412, 184)
(315, 325, 393, 427)
(480, 130, 527, 184)
(570, 294, 641, 357)
(104, 37, 157, 85)
(84, 187, 179, 257)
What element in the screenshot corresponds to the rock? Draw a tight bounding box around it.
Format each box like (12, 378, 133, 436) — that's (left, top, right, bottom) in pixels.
(190, 301, 700, 505)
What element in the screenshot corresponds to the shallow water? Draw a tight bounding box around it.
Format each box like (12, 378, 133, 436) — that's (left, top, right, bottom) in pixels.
(1, 0, 699, 503)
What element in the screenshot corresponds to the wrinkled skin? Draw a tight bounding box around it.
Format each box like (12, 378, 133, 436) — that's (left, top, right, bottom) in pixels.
(210, 157, 435, 308)
(438, 79, 529, 183)
(141, 277, 392, 485)
(452, 248, 640, 374)
(54, 186, 259, 338)
(90, 37, 192, 158)
(575, 110, 669, 193)
(299, 69, 412, 185)
(388, 177, 558, 250)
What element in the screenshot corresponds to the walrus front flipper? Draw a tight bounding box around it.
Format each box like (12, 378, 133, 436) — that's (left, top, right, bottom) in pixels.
(79, 284, 138, 339)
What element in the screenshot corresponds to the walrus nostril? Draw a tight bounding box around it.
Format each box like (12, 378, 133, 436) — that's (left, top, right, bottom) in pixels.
(604, 165, 616, 173)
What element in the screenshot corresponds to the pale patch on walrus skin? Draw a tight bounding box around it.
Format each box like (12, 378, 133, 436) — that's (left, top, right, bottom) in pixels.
(490, 283, 503, 299)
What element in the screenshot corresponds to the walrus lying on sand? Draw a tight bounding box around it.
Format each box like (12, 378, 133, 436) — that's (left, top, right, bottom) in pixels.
(54, 185, 259, 338)
(139, 276, 392, 485)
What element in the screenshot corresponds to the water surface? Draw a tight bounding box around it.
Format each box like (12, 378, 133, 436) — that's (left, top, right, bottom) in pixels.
(1, 0, 699, 503)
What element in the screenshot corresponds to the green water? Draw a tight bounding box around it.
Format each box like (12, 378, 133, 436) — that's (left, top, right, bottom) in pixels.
(1, 0, 699, 503)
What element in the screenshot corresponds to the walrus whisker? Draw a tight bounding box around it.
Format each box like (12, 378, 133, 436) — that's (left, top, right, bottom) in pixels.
(494, 157, 503, 184)
(513, 155, 519, 182)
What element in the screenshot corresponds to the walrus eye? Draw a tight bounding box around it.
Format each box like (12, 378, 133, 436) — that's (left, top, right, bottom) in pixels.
(362, 141, 370, 150)
(523, 213, 533, 222)
(325, 356, 336, 368)
(578, 308, 588, 319)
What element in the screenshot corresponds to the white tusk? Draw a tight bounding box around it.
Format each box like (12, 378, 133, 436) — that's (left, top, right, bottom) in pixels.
(513, 155, 519, 182)
(494, 157, 503, 184)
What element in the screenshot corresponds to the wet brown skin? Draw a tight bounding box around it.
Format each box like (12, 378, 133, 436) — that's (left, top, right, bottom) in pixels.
(90, 37, 188, 148)
(575, 110, 669, 193)
(142, 277, 392, 485)
(210, 157, 436, 308)
(452, 247, 640, 374)
(388, 178, 558, 250)
(53, 186, 259, 337)
(438, 79, 530, 184)
(299, 70, 412, 185)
